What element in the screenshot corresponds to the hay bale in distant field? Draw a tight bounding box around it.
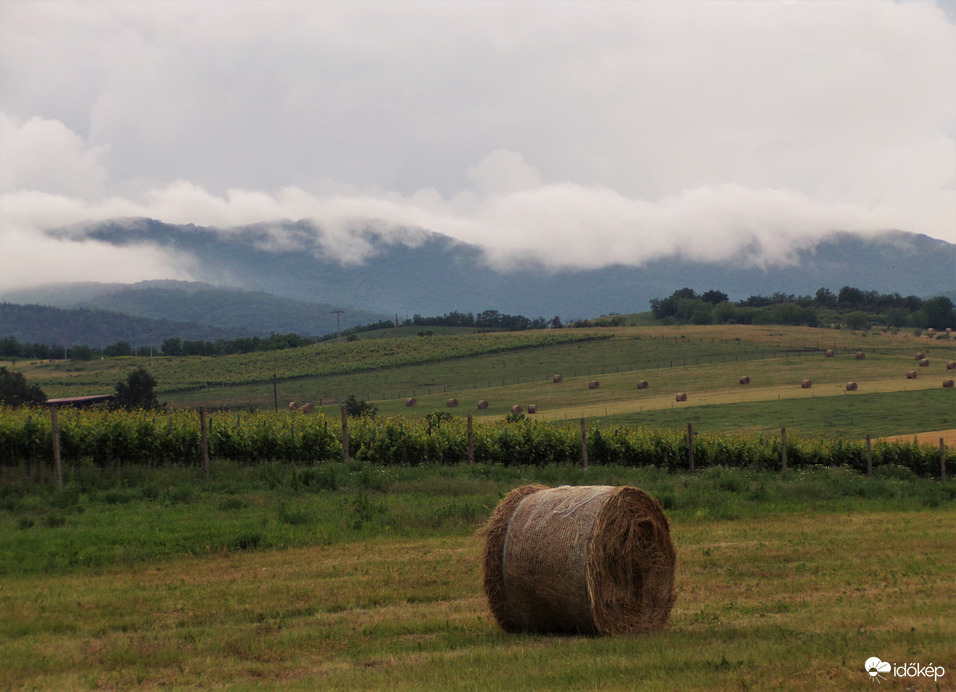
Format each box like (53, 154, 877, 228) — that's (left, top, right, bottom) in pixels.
(480, 484, 676, 635)
(906, 371, 918, 379)
(636, 380, 649, 390)
(477, 400, 489, 410)
(405, 397, 417, 407)
(527, 404, 537, 414)
(943, 379, 954, 388)
(855, 351, 866, 360)
(915, 352, 926, 360)
(446, 398, 459, 408)
(919, 358, 930, 367)
(947, 361, 956, 370)
(288, 401, 299, 410)
(846, 382, 858, 391)
(927, 328, 936, 335)
(738, 376, 750, 385)
(511, 405, 524, 415)
(588, 381, 600, 390)
(675, 392, 687, 402)
(801, 379, 812, 389)
(824, 349, 835, 358)
(300, 403, 315, 414)
(553, 375, 564, 383)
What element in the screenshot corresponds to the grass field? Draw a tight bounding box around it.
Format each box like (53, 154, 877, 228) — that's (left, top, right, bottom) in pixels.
(1, 463, 953, 690)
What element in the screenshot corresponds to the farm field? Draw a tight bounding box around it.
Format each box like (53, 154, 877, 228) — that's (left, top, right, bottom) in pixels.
(0, 463, 953, 690)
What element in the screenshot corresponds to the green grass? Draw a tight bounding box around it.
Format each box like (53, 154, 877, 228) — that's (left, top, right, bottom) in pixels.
(0, 463, 953, 689)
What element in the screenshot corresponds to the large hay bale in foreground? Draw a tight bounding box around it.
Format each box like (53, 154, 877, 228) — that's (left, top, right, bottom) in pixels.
(446, 398, 459, 408)
(636, 380, 649, 390)
(943, 379, 955, 388)
(405, 397, 417, 407)
(846, 381, 858, 391)
(511, 405, 524, 415)
(588, 380, 600, 390)
(477, 400, 489, 410)
(527, 404, 537, 414)
(300, 403, 314, 414)
(800, 379, 812, 389)
(553, 374, 564, 383)
(288, 401, 299, 410)
(480, 485, 676, 635)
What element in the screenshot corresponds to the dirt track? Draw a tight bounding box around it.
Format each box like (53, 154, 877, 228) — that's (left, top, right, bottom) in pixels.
(877, 429, 956, 446)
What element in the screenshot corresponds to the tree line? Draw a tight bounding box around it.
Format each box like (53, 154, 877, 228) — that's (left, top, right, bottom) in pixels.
(650, 287, 955, 329)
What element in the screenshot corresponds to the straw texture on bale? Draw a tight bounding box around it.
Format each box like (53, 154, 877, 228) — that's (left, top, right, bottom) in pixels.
(824, 349, 835, 358)
(944, 379, 955, 388)
(675, 392, 687, 402)
(480, 485, 676, 636)
(846, 382, 858, 391)
(446, 398, 459, 408)
(300, 403, 314, 414)
(477, 400, 489, 410)
(405, 397, 417, 407)
(906, 371, 918, 379)
(588, 381, 600, 390)
(801, 379, 812, 389)
(919, 358, 930, 367)
(636, 380, 649, 390)
(553, 375, 564, 383)
(527, 404, 538, 414)
(855, 351, 866, 360)
(738, 376, 750, 385)
(511, 405, 524, 415)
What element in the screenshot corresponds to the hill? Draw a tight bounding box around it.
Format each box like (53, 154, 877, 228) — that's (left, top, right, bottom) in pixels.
(29, 218, 956, 319)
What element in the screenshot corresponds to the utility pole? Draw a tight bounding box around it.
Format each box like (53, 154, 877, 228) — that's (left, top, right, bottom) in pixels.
(331, 309, 344, 339)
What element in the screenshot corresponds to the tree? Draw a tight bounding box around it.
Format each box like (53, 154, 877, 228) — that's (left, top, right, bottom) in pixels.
(161, 338, 183, 356)
(344, 394, 377, 418)
(0, 367, 46, 406)
(700, 290, 729, 305)
(917, 296, 956, 330)
(103, 341, 133, 357)
(114, 367, 160, 409)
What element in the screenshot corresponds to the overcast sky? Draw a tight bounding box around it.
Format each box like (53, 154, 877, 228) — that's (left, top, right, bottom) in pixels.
(1, 0, 954, 290)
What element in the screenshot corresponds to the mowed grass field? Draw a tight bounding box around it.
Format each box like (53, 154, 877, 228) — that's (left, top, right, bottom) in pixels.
(1, 463, 954, 690)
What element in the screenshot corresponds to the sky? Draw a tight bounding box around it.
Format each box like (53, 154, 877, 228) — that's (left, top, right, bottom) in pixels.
(1, 0, 954, 291)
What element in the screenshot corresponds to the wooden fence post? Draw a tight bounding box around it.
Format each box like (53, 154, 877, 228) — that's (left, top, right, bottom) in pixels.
(687, 423, 694, 473)
(780, 427, 787, 471)
(50, 407, 62, 491)
(467, 415, 474, 464)
(199, 408, 210, 478)
(341, 406, 350, 463)
(580, 418, 589, 470)
(866, 434, 872, 478)
(942, 438, 947, 483)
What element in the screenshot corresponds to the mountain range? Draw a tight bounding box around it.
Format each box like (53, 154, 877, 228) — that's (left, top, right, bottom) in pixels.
(2, 218, 954, 346)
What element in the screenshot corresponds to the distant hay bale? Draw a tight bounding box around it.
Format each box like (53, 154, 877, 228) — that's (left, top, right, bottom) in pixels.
(919, 358, 930, 367)
(288, 401, 299, 410)
(446, 398, 459, 408)
(636, 380, 649, 390)
(300, 403, 314, 414)
(915, 352, 926, 360)
(588, 381, 600, 390)
(553, 375, 564, 383)
(906, 371, 918, 379)
(824, 349, 835, 358)
(943, 379, 954, 388)
(738, 376, 750, 385)
(846, 382, 858, 391)
(927, 328, 936, 335)
(527, 404, 537, 414)
(480, 484, 676, 635)
(477, 400, 489, 410)
(511, 405, 524, 415)
(947, 361, 956, 370)
(675, 392, 687, 402)
(855, 351, 866, 360)
(801, 379, 812, 389)
(405, 397, 417, 407)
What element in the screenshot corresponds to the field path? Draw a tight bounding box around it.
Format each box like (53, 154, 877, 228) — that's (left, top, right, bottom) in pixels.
(877, 428, 956, 446)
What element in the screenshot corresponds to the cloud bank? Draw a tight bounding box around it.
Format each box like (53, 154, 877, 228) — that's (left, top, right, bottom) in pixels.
(1, 1, 954, 291)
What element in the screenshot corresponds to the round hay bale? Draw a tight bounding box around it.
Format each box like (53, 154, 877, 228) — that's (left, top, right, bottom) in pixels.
(947, 361, 956, 370)
(919, 358, 930, 367)
(477, 400, 489, 410)
(800, 379, 812, 389)
(300, 402, 315, 414)
(446, 398, 459, 408)
(588, 380, 600, 390)
(824, 349, 835, 358)
(636, 380, 649, 390)
(553, 374, 564, 383)
(943, 379, 954, 388)
(510, 405, 524, 415)
(675, 392, 687, 402)
(846, 381, 858, 391)
(405, 397, 417, 407)
(738, 376, 750, 385)
(927, 328, 936, 335)
(906, 371, 918, 379)
(480, 484, 676, 635)
(855, 351, 866, 360)
(915, 352, 926, 361)
(527, 404, 538, 414)
(288, 401, 299, 410)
